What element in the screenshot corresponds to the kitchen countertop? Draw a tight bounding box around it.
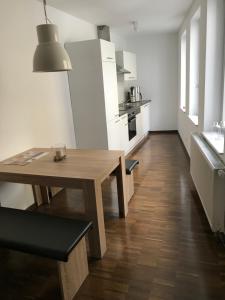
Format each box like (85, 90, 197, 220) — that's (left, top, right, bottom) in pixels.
(119, 100, 152, 116)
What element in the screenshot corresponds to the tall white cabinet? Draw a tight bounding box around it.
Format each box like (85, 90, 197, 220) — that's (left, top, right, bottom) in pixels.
(66, 39, 120, 150)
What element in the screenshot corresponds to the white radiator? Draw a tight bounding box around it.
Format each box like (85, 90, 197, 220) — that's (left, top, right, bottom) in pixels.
(190, 134, 225, 233)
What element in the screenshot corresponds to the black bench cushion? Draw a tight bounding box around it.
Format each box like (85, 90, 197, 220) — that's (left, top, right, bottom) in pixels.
(125, 160, 139, 175)
(0, 207, 92, 262)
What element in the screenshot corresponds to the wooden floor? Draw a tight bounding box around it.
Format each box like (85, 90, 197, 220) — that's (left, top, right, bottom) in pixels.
(1, 133, 225, 299)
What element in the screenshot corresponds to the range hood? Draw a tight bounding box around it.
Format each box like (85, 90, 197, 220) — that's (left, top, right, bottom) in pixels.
(116, 64, 131, 74)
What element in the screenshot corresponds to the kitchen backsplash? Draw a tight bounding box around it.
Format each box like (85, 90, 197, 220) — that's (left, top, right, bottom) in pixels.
(117, 79, 126, 104)
(117, 77, 138, 104)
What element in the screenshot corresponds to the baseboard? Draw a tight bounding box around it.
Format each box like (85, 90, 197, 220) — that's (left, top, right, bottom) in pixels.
(149, 130, 178, 134)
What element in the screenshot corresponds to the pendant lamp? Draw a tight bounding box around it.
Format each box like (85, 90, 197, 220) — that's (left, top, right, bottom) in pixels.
(33, 0, 72, 72)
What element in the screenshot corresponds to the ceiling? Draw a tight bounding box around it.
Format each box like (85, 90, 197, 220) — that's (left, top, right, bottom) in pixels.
(44, 0, 194, 35)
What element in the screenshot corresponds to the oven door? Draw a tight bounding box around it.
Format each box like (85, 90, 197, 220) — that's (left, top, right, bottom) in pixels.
(128, 116, 137, 141)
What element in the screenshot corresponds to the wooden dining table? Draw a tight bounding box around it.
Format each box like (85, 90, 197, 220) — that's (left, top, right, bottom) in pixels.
(0, 148, 128, 259)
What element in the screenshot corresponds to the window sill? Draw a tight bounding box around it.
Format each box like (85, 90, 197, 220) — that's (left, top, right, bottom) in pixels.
(189, 115, 199, 126)
(202, 132, 224, 154)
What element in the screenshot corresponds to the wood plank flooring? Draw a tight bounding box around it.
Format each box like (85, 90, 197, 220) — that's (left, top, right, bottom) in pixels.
(1, 133, 225, 299)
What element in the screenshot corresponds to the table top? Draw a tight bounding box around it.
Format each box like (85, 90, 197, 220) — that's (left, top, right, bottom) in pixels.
(0, 148, 124, 184)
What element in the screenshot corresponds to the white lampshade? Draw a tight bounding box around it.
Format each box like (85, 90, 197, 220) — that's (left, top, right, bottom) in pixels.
(33, 24, 72, 72)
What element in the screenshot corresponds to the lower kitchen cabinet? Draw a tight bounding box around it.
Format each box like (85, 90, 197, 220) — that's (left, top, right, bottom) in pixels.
(120, 114, 129, 153)
(107, 115, 129, 152)
(141, 103, 151, 133)
(107, 103, 151, 154)
(136, 112, 144, 139)
(136, 103, 150, 142)
(107, 117, 121, 150)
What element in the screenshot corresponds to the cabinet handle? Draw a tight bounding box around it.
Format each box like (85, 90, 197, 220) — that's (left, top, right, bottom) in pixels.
(107, 57, 113, 60)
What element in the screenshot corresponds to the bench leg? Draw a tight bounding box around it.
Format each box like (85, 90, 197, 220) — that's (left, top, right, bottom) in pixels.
(126, 172, 134, 203)
(114, 155, 128, 217)
(32, 185, 50, 207)
(58, 237, 89, 300)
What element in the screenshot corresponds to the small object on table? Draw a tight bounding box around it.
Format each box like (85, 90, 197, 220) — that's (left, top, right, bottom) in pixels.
(53, 143, 66, 162)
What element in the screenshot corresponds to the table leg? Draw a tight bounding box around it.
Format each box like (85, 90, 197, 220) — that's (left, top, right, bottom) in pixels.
(32, 185, 50, 207)
(115, 155, 128, 218)
(83, 180, 106, 259)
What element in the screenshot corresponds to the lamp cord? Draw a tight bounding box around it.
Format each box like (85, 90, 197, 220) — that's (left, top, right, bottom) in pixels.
(43, 0, 52, 24)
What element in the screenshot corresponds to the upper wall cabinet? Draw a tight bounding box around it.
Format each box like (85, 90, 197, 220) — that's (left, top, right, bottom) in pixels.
(100, 39, 116, 62)
(116, 51, 137, 81)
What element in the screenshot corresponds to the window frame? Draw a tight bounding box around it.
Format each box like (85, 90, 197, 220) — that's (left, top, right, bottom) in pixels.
(180, 31, 187, 112)
(189, 8, 201, 125)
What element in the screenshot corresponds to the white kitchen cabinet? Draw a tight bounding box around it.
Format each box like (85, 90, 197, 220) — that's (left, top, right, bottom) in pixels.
(141, 103, 151, 134)
(126, 103, 151, 153)
(102, 62, 119, 122)
(119, 114, 129, 153)
(116, 51, 137, 81)
(100, 40, 116, 62)
(66, 39, 119, 150)
(124, 52, 137, 81)
(107, 114, 129, 153)
(136, 112, 144, 140)
(107, 117, 121, 150)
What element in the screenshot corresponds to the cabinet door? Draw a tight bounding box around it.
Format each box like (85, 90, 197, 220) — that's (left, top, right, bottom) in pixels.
(102, 62, 119, 122)
(120, 114, 129, 152)
(142, 103, 151, 133)
(100, 40, 116, 62)
(124, 52, 137, 81)
(107, 118, 121, 150)
(136, 113, 144, 139)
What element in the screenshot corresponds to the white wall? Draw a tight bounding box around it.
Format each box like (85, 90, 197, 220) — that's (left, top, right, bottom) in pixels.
(0, 0, 97, 209)
(111, 30, 127, 51)
(125, 33, 179, 131)
(110, 30, 129, 103)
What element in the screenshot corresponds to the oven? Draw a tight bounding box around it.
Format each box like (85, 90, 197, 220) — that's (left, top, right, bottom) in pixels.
(128, 108, 140, 141)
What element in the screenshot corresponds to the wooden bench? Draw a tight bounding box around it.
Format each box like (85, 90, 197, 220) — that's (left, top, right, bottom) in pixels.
(125, 160, 139, 202)
(0, 207, 92, 300)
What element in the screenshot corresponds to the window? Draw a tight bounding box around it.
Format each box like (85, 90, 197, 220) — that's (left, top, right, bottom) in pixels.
(189, 9, 201, 125)
(201, 1, 225, 155)
(180, 31, 187, 112)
